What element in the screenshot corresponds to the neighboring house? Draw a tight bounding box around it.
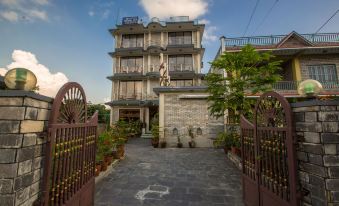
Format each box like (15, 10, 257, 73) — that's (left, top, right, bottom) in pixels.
(106, 16, 206, 135)
(213, 31, 339, 97)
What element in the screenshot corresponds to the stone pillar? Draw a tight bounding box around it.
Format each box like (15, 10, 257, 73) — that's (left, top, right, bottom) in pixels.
(292, 100, 339, 206)
(0, 91, 52, 206)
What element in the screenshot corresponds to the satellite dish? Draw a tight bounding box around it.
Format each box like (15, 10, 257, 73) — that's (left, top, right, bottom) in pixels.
(4, 68, 37, 91)
(297, 79, 323, 97)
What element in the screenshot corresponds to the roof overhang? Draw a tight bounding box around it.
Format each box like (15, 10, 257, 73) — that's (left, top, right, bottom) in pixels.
(153, 86, 208, 95)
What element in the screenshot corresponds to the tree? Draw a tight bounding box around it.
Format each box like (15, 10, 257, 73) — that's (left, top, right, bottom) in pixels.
(87, 104, 110, 124)
(206, 45, 282, 121)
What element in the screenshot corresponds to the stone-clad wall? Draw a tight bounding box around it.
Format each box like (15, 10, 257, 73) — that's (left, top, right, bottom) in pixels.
(163, 93, 224, 147)
(0, 93, 52, 206)
(292, 100, 339, 206)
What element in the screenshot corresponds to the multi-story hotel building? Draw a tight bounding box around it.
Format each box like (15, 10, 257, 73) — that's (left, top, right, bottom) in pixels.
(107, 16, 205, 134)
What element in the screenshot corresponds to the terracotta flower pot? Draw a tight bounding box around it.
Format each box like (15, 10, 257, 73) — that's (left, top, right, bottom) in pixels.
(152, 139, 159, 148)
(160, 141, 166, 148)
(101, 161, 108, 171)
(231, 147, 241, 157)
(95, 163, 102, 176)
(117, 145, 125, 158)
(104, 155, 113, 165)
(189, 141, 196, 148)
(223, 147, 230, 154)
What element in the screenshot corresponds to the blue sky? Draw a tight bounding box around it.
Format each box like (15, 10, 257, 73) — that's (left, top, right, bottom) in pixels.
(0, 0, 338, 103)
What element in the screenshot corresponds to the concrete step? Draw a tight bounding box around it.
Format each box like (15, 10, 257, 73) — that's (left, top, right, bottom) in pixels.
(140, 133, 153, 139)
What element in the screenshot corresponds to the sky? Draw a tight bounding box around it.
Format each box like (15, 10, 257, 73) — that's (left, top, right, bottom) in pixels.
(0, 0, 338, 103)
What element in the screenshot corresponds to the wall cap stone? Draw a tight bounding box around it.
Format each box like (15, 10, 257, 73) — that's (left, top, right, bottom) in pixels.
(291, 100, 339, 108)
(0, 90, 53, 102)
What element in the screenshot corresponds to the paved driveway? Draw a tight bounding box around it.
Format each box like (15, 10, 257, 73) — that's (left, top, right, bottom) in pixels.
(95, 138, 243, 206)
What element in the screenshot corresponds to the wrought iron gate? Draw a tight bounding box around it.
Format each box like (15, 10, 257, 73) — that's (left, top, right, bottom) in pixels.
(42, 82, 98, 206)
(241, 91, 298, 206)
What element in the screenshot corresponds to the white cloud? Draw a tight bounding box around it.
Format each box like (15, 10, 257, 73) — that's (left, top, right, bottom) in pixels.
(27, 9, 48, 21)
(88, 11, 95, 17)
(0, 0, 20, 6)
(0, 50, 68, 97)
(32, 0, 49, 5)
(0, 11, 19, 22)
(203, 25, 218, 43)
(199, 18, 210, 25)
(0, 0, 49, 22)
(139, 0, 209, 20)
(102, 9, 110, 19)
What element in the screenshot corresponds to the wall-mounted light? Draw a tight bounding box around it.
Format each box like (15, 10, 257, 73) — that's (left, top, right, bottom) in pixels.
(297, 79, 323, 97)
(4, 68, 37, 91)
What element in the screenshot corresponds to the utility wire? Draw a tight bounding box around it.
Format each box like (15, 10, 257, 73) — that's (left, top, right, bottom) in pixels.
(315, 9, 339, 33)
(251, 0, 279, 36)
(243, 0, 261, 37)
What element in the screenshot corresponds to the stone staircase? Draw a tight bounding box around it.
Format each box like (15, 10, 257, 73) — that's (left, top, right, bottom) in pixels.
(140, 133, 153, 139)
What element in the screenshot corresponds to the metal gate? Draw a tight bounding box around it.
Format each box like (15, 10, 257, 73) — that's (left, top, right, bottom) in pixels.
(42, 82, 98, 206)
(241, 91, 298, 206)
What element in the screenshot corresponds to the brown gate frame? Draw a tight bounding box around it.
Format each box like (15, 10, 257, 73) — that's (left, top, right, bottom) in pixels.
(241, 91, 299, 206)
(41, 82, 98, 206)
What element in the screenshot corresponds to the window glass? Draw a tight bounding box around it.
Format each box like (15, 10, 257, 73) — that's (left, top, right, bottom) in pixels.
(184, 32, 192, 44)
(119, 82, 127, 98)
(137, 35, 144, 47)
(184, 55, 193, 71)
(135, 58, 143, 73)
(168, 33, 176, 45)
(168, 56, 176, 71)
(176, 32, 184, 45)
(120, 59, 128, 72)
(307, 64, 337, 83)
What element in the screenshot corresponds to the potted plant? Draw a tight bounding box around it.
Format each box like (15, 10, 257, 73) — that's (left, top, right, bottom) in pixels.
(213, 132, 233, 154)
(188, 126, 196, 148)
(95, 150, 104, 176)
(150, 113, 160, 148)
(177, 136, 183, 148)
(98, 130, 113, 171)
(231, 134, 241, 157)
(160, 139, 167, 148)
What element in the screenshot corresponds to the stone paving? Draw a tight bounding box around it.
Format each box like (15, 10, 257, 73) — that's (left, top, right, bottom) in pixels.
(95, 138, 243, 206)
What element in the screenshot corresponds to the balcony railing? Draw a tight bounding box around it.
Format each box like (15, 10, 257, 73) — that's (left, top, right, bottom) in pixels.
(272, 81, 339, 92)
(116, 66, 143, 74)
(169, 64, 193, 72)
(148, 64, 161, 72)
(168, 39, 198, 46)
(113, 93, 158, 101)
(225, 33, 339, 47)
(144, 40, 165, 48)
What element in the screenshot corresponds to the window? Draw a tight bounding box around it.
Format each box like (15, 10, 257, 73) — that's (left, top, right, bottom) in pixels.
(168, 55, 193, 71)
(120, 57, 143, 73)
(119, 81, 142, 99)
(121, 34, 144, 48)
(307, 64, 338, 82)
(168, 32, 192, 45)
(170, 80, 193, 87)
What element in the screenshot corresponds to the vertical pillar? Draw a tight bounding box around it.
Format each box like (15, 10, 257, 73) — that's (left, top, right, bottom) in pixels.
(196, 31, 200, 48)
(0, 94, 52, 206)
(292, 100, 339, 206)
(292, 57, 302, 81)
(159, 93, 165, 140)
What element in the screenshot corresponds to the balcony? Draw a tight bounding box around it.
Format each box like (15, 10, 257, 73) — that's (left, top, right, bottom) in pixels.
(113, 93, 158, 101)
(115, 66, 143, 74)
(224, 33, 339, 47)
(169, 64, 194, 72)
(144, 40, 165, 49)
(167, 39, 198, 47)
